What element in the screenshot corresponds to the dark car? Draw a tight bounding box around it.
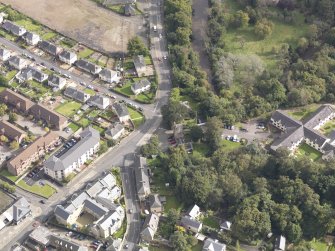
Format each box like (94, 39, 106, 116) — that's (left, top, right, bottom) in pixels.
(39, 200, 45, 204)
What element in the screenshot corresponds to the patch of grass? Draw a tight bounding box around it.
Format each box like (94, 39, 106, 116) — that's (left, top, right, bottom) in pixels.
(78, 48, 94, 59)
(115, 82, 133, 97)
(60, 38, 77, 48)
(92, 125, 105, 134)
(0, 86, 6, 93)
(144, 55, 153, 65)
(135, 91, 155, 103)
(310, 239, 328, 251)
(88, 109, 100, 118)
(191, 243, 203, 251)
(107, 4, 125, 15)
(42, 32, 57, 41)
(15, 19, 42, 32)
(17, 180, 56, 198)
(128, 106, 145, 127)
(319, 120, 335, 136)
(68, 122, 80, 132)
(203, 215, 220, 229)
(6, 70, 17, 80)
(193, 142, 210, 156)
(84, 88, 96, 95)
(78, 118, 91, 127)
(149, 246, 172, 251)
(0, 169, 20, 183)
(296, 143, 322, 161)
(287, 104, 319, 120)
(55, 101, 82, 117)
(221, 139, 242, 151)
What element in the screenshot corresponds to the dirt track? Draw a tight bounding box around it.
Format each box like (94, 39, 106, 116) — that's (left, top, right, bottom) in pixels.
(0, 0, 145, 54)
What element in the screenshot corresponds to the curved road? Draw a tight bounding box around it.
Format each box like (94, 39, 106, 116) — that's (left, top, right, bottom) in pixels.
(3, 0, 170, 250)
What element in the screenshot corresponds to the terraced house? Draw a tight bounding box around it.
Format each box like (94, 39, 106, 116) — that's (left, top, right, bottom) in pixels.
(39, 40, 62, 56)
(76, 59, 102, 75)
(2, 20, 26, 36)
(0, 120, 26, 143)
(270, 104, 335, 159)
(0, 88, 34, 114)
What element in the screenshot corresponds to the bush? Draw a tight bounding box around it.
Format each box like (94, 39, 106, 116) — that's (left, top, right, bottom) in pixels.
(254, 18, 274, 39)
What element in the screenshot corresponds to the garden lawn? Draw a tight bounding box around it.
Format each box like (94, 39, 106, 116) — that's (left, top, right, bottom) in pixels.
(84, 88, 96, 95)
(193, 142, 210, 156)
(78, 48, 94, 59)
(221, 139, 242, 151)
(203, 215, 220, 229)
(78, 118, 91, 127)
(115, 82, 133, 97)
(113, 218, 127, 239)
(92, 125, 105, 134)
(135, 91, 155, 103)
(296, 143, 322, 161)
(68, 122, 80, 132)
(310, 239, 328, 251)
(6, 70, 17, 81)
(287, 104, 319, 120)
(55, 101, 82, 117)
(0, 169, 20, 183)
(16, 19, 42, 33)
(17, 180, 56, 198)
(128, 107, 145, 127)
(144, 56, 153, 65)
(41, 32, 57, 40)
(223, 0, 309, 69)
(0, 86, 6, 93)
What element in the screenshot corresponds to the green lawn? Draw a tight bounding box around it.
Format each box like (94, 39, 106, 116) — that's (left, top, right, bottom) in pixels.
(6, 70, 17, 80)
(68, 122, 80, 132)
(296, 143, 322, 161)
(0, 86, 6, 92)
(16, 19, 42, 33)
(203, 215, 220, 229)
(0, 169, 20, 183)
(78, 48, 94, 59)
(112, 218, 127, 239)
(17, 180, 56, 198)
(88, 109, 100, 118)
(55, 101, 82, 117)
(310, 239, 328, 251)
(92, 125, 105, 134)
(107, 4, 125, 15)
(287, 104, 319, 120)
(128, 107, 145, 127)
(223, 0, 309, 69)
(144, 55, 153, 65)
(41, 32, 57, 41)
(78, 117, 91, 127)
(193, 142, 210, 156)
(135, 91, 155, 103)
(84, 88, 96, 95)
(115, 82, 133, 97)
(221, 139, 243, 151)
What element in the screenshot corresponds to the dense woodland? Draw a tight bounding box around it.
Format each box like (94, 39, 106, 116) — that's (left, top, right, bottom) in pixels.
(159, 0, 335, 248)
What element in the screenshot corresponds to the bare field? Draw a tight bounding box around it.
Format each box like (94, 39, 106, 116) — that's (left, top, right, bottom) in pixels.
(0, 0, 146, 54)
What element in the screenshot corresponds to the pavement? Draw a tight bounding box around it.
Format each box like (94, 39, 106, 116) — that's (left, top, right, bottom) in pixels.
(1, 0, 170, 250)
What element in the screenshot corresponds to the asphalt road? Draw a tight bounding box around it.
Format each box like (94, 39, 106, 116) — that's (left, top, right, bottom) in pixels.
(3, 0, 170, 249)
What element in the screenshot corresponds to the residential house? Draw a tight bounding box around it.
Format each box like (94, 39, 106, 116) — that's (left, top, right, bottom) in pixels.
(48, 75, 66, 90)
(76, 59, 102, 75)
(135, 156, 151, 201)
(2, 20, 26, 36)
(181, 216, 202, 233)
(30, 104, 68, 130)
(105, 123, 125, 140)
(112, 102, 130, 123)
(0, 120, 26, 143)
(59, 50, 77, 65)
(274, 236, 286, 251)
(131, 78, 151, 95)
(7, 131, 59, 176)
(89, 94, 110, 109)
(0, 88, 34, 113)
(133, 55, 147, 77)
(54, 174, 124, 238)
(64, 86, 90, 103)
(203, 238, 226, 251)
(220, 221, 232, 231)
(17, 66, 48, 83)
(0, 197, 31, 231)
(8, 56, 28, 70)
(23, 31, 40, 45)
(0, 48, 11, 61)
(99, 68, 119, 83)
(148, 194, 163, 214)
(39, 40, 62, 56)
(140, 213, 159, 243)
(187, 204, 201, 219)
(44, 127, 100, 181)
(270, 105, 335, 159)
(125, 4, 136, 16)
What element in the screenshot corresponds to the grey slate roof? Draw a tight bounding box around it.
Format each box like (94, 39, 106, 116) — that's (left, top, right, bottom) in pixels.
(39, 40, 62, 55)
(2, 20, 26, 36)
(64, 86, 90, 102)
(134, 156, 151, 197)
(112, 102, 129, 118)
(12, 197, 31, 222)
(59, 50, 77, 61)
(181, 216, 202, 230)
(106, 123, 124, 138)
(148, 194, 162, 209)
(76, 59, 101, 74)
(83, 198, 108, 218)
(303, 127, 328, 146)
(141, 213, 159, 241)
(270, 126, 304, 151)
(44, 127, 100, 171)
(54, 205, 70, 221)
(203, 238, 226, 251)
(133, 55, 146, 68)
(23, 31, 39, 43)
(303, 104, 335, 129)
(8, 55, 27, 68)
(48, 74, 66, 86)
(271, 110, 302, 130)
(132, 78, 151, 92)
(19, 66, 48, 82)
(125, 4, 136, 16)
(89, 94, 110, 107)
(99, 68, 118, 79)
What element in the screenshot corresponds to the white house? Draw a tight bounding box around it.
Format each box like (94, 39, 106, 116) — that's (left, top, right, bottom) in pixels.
(8, 56, 28, 70)
(0, 48, 10, 61)
(89, 94, 110, 110)
(59, 50, 77, 65)
(48, 75, 66, 90)
(187, 204, 201, 219)
(23, 32, 40, 45)
(99, 68, 119, 83)
(203, 238, 226, 251)
(181, 216, 202, 233)
(44, 127, 100, 181)
(131, 78, 151, 95)
(112, 102, 130, 123)
(105, 123, 125, 140)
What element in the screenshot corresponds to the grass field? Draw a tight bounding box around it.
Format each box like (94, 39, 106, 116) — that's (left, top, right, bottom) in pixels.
(17, 180, 56, 198)
(223, 0, 309, 69)
(115, 82, 133, 97)
(310, 239, 328, 251)
(221, 139, 242, 151)
(55, 101, 82, 117)
(0, 190, 14, 212)
(296, 143, 322, 161)
(78, 48, 94, 59)
(16, 19, 42, 33)
(128, 107, 145, 127)
(0, 169, 20, 183)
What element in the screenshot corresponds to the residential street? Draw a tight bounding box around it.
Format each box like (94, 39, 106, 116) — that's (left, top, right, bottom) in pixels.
(2, 0, 170, 250)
